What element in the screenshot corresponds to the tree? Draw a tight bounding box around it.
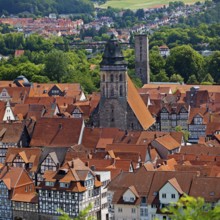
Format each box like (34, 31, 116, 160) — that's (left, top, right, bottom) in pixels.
(58, 203, 96, 220)
(135, 9, 145, 20)
(207, 51, 220, 83)
(165, 45, 205, 82)
(175, 125, 189, 141)
(152, 70, 169, 82)
(170, 73, 184, 83)
(149, 49, 165, 75)
(187, 74, 199, 84)
(201, 73, 214, 84)
(162, 195, 220, 220)
(44, 49, 69, 82)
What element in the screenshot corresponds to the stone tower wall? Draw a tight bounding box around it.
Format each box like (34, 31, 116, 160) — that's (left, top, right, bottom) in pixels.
(135, 34, 150, 84)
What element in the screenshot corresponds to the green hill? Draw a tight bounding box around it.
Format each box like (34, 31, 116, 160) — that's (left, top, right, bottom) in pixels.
(101, 0, 205, 10)
(0, 0, 94, 15)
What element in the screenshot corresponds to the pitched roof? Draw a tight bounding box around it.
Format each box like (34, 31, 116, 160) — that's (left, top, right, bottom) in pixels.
(29, 83, 83, 98)
(127, 75, 155, 130)
(127, 185, 140, 198)
(106, 143, 148, 162)
(153, 134, 180, 150)
(189, 177, 220, 202)
(1, 167, 33, 190)
(148, 171, 197, 204)
(0, 122, 26, 143)
(30, 118, 83, 147)
(180, 146, 220, 156)
(167, 177, 184, 194)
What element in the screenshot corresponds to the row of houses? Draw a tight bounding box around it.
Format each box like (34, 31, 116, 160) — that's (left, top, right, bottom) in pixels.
(2, 76, 220, 144)
(0, 17, 84, 37)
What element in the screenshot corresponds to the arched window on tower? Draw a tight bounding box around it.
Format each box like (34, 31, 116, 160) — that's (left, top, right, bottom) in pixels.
(111, 87, 114, 97)
(119, 74, 123, 82)
(102, 86, 105, 97)
(102, 74, 105, 82)
(110, 74, 114, 82)
(119, 85, 123, 96)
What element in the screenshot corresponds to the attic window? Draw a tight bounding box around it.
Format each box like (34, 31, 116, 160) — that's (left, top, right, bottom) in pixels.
(130, 197, 135, 202)
(60, 182, 69, 188)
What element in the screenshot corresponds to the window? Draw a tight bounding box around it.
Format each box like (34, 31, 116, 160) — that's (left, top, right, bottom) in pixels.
(45, 181, 55, 187)
(118, 207, 123, 213)
(162, 193, 166, 198)
(171, 194, 175, 199)
(131, 208, 136, 213)
(119, 74, 123, 81)
(119, 85, 123, 96)
(110, 74, 114, 82)
(111, 87, 114, 97)
(102, 74, 105, 82)
(60, 182, 69, 188)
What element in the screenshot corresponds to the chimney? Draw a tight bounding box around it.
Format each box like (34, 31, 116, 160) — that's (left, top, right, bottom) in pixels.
(59, 123, 62, 129)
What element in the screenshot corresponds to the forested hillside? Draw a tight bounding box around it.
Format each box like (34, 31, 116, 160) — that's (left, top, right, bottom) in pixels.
(0, 0, 94, 15)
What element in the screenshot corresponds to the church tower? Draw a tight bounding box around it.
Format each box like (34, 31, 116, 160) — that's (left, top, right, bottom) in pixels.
(99, 35, 128, 129)
(135, 34, 150, 84)
(98, 35, 155, 131)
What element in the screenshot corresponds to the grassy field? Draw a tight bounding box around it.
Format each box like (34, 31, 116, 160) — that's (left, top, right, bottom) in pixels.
(100, 0, 204, 10)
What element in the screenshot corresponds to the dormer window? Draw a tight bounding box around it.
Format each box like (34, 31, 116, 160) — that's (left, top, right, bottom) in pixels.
(45, 181, 55, 187)
(60, 182, 69, 188)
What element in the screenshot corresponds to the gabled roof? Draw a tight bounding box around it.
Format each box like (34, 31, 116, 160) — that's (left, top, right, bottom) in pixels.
(1, 167, 33, 190)
(148, 171, 197, 204)
(5, 148, 41, 172)
(127, 185, 140, 198)
(30, 118, 83, 147)
(167, 177, 184, 194)
(188, 108, 210, 124)
(42, 158, 100, 192)
(127, 76, 155, 130)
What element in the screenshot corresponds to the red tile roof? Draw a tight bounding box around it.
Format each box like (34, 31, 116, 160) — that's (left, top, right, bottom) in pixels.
(30, 118, 84, 147)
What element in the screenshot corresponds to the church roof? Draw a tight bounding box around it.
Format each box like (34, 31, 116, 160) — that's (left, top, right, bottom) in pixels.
(127, 75, 155, 130)
(100, 35, 127, 67)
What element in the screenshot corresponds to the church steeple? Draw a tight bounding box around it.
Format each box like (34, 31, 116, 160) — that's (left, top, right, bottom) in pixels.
(100, 36, 128, 100)
(97, 36, 155, 131)
(100, 35, 127, 70)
